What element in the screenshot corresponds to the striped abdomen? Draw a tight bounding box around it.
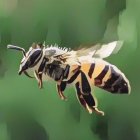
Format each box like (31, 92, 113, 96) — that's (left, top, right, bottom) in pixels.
(87, 60, 131, 94)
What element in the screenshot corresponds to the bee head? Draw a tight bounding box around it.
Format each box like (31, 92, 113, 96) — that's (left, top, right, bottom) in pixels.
(7, 43, 44, 78)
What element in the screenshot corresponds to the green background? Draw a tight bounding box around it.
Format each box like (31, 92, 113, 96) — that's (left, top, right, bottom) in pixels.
(0, 0, 139, 140)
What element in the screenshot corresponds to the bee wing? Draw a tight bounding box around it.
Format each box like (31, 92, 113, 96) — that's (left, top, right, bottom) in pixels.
(56, 41, 123, 64)
(76, 41, 123, 59)
(93, 41, 123, 58)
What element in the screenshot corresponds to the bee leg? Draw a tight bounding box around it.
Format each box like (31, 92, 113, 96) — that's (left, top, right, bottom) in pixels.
(37, 57, 48, 89)
(82, 93, 104, 116)
(34, 70, 43, 89)
(38, 72, 43, 89)
(56, 81, 67, 100)
(80, 71, 104, 116)
(91, 107, 105, 116)
(75, 82, 92, 114)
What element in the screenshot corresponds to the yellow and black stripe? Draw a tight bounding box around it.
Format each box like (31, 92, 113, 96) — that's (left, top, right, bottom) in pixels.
(86, 62, 130, 94)
(44, 60, 130, 114)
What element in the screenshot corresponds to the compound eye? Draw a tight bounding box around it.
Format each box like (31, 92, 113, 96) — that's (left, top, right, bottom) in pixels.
(28, 49, 42, 67)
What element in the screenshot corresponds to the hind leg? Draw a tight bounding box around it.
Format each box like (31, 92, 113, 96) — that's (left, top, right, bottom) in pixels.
(82, 93, 104, 116)
(79, 71, 104, 115)
(75, 82, 104, 115)
(75, 82, 92, 114)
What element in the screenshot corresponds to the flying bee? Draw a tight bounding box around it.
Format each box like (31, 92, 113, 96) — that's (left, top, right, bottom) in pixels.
(7, 41, 131, 115)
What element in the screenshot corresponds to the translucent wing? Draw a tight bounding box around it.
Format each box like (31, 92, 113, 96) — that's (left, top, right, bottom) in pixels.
(76, 41, 123, 59)
(42, 41, 123, 65)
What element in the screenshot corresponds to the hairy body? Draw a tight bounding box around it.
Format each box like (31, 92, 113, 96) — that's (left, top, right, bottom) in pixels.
(7, 41, 131, 115)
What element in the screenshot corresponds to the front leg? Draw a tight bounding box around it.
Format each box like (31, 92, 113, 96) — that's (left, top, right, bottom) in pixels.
(34, 70, 43, 89)
(56, 81, 67, 100)
(36, 57, 48, 89)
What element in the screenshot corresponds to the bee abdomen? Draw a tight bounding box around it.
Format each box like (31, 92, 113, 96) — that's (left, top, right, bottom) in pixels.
(94, 65, 131, 94)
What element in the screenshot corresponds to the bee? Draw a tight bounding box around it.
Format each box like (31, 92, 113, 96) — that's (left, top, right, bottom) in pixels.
(7, 41, 131, 115)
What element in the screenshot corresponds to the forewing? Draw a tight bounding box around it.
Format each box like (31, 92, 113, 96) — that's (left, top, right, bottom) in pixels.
(93, 41, 123, 58)
(76, 41, 123, 59)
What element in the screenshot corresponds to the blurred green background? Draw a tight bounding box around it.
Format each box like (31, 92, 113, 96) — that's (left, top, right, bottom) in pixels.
(0, 0, 140, 140)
